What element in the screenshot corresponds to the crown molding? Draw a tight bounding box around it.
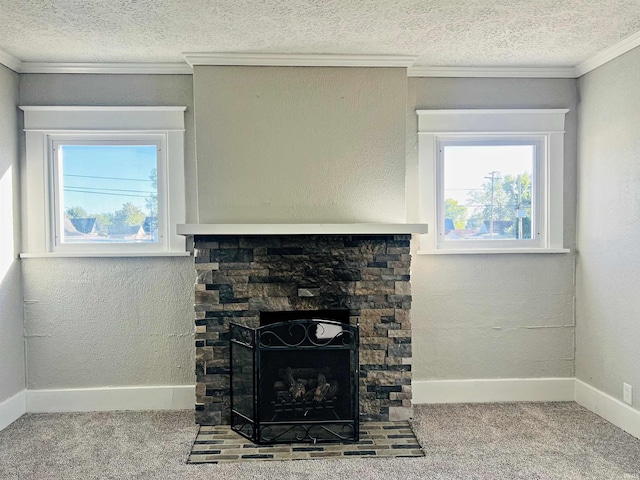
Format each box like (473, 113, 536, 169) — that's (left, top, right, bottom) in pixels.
(18, 62, 192, 74)
(183, 52, 417, 68)
(407, 66, 577, 78)
(0, 51, 193, 74)
(1, 54, 577, 78)
(575, 30, 640, 77)
(0, 48, 21, 72)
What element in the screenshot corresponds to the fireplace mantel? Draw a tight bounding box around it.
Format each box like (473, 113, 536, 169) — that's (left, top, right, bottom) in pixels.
(177, 223, 427, 236)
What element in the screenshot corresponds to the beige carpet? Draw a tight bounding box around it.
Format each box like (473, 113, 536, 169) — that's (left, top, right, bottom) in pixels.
(0, 402, 639, 479)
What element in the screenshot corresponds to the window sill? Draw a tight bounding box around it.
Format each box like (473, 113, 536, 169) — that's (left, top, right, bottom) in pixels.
(417, 248, 570, 255)
(19, 251, 191, 258)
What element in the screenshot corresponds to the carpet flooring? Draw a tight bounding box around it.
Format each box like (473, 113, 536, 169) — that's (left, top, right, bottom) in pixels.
(0, 402, 639, 479)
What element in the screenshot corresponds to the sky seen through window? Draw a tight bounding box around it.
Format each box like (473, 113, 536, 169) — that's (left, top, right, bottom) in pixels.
(60, 144, 157, 215)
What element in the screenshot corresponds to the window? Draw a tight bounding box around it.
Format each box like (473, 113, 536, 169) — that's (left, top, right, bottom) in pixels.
(417, 109, 569, 254)
(20, 106, 187, 256)
(439, 138, 541, 248)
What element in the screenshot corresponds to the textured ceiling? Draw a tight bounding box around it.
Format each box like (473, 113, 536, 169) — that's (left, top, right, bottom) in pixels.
(1, 0, 640, 67)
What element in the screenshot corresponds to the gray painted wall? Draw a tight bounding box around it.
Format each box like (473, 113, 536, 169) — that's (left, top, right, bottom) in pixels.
(576, 47, 640, 410)
(16, 72, 581, 391)
(19, 75, 195, 389)
(407, 78, 578, 380)
(19, 74, 198, 223)
(193, 66, 408, 223)
(0, 65, 25, 402)
(22, 257, 194, 388)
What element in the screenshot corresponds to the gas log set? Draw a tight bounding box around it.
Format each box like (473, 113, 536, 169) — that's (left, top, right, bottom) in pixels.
(278, 367, 338, 403)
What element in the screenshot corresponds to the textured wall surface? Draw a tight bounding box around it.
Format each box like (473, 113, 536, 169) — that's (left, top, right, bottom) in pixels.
(16, 72, 583, 393)
(19, 74, 198, 222)
(576, 47, 640, 411)
(19, 74, 196, 389)
(22, 257, 194, 388)
(0, 65, 25, 402)
(406, 78, 578, 380)
(193, 66, 407, 224)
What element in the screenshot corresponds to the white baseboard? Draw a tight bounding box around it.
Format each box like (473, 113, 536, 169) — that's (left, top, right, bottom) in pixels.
(11, 381, 640, 443)
(413, 378, 575, 404)
(26, 385, 195, 413)
(575, 379, 640, 440)
(0, 390, 27, 431)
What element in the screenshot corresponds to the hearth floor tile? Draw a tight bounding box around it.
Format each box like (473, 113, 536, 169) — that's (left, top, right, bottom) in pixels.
(187, 421, 425, 464)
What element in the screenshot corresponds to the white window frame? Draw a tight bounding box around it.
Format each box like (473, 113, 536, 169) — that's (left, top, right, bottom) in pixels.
(417, 109, 569, 254)
(436, 136, 544, 250)
(50, 136, 166, 254)
(20, 106, 187, 257)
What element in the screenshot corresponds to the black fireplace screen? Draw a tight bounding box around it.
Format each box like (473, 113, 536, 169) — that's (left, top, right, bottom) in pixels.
(230, 318, 359, 444)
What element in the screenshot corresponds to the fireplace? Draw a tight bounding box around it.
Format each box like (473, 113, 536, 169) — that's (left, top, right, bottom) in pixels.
(230, 310, 359, 444)
(190, 232, 414, 428)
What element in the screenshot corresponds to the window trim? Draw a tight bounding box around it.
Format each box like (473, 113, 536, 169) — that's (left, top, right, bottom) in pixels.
(416, 109, 569, 254)
(20, 106, 187, 257)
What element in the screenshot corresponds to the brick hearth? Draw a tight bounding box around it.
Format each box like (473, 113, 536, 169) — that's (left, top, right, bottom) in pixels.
(192, 234, 413, 425)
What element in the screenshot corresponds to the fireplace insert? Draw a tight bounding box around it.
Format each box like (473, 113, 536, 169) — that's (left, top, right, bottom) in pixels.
(230, 315, 359, 444)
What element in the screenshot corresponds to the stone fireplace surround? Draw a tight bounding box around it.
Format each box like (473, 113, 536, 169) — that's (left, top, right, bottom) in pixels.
(188, 230, 416, 426)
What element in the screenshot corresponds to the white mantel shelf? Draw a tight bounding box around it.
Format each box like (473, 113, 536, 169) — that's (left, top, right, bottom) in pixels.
(177, 223, 428, 236)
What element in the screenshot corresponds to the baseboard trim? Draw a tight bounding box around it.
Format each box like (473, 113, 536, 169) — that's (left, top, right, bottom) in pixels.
(14, 381, 640, 442)
(26, 385, 195, 413)
(413, 378, 575, 404)
(575, 379, 640, 440)
(0, 390, 27, 431)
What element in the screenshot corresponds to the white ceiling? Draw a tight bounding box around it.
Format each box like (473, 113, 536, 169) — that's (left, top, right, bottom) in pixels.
(1, 0, 640, 69)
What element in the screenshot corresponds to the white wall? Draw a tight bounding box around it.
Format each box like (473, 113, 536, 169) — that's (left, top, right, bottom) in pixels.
(407, 78, 578, 381)
(19, 74, 195, 389)
(576, 47, 640, 411)
(0, 64, 25, 402)
(193, 66, 408, 223)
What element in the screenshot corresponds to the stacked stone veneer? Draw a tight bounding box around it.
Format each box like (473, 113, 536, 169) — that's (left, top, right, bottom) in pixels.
(193, 234, 412, 425)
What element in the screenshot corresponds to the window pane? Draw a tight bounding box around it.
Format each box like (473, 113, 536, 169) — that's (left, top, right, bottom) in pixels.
(58, 144, 158, 244)
(443, 144, 534, 241)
